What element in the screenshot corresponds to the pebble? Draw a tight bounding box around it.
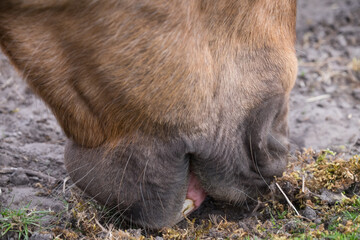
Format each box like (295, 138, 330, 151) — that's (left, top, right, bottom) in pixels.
(337, 35, 347, 47)
(51, 202, 64, 212)
(347, 46, 360, 58)
(302, 206, 317, 220)
(285, 221, 299, 232)
(29, 233, 53, 240)
(9, 170, 29, 185)
(126, 229, 143, 239)
(306, 48, 318, 62)
(320, 189, 346, 204)
(0, 175, 9, 187)
(315, 218, 322, 224)
(328, 48, 343, 58)
(323, 85, 338, 94)
(352, 89, 360, 101)
(0, 153, 12, 167)
(337, 99, 351, 109)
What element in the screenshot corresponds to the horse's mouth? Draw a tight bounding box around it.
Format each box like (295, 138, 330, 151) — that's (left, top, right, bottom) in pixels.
(182, 172, 207, 215)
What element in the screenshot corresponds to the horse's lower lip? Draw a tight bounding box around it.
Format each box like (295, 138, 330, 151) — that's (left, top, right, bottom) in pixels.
(185, 172, 207, 214)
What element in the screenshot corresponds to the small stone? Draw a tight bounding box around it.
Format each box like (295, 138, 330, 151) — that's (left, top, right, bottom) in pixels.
(328, 48, 343, 58)
(302, 206, 317, 220)
(29, 233, 53, 240)
(323, 85, 337, 94)
(319, 51, 330, 61)
(51, 203, 64, 212)
(126, 229, 143, 238)
(320, 189, 346, 204)
(315, 218, 322, 224)
(306, 48, 318, 62)
(337, 99, 351, 109)
(1, 232, 16, 240)
(0, 153, 12, 167)
(347, 47, 360, 59)
(9, 170, 29, 185)
(337, 35, 347, 47)
(0, 175, 9, 187)
(285, 221, 299, 232)
(352, 89, 360, 101)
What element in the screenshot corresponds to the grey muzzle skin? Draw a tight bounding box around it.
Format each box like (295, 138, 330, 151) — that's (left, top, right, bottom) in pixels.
(64, 94, 289, 229)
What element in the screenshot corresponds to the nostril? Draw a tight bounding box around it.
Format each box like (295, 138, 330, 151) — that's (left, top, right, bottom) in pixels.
(247, 132, 289, 178)
(267, 133, 289, 154)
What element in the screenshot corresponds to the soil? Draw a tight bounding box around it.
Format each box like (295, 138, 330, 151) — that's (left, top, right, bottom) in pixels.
(1, 0, 360, 239)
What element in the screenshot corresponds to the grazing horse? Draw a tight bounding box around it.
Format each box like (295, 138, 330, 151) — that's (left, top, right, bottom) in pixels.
(0, 0, 297, 228)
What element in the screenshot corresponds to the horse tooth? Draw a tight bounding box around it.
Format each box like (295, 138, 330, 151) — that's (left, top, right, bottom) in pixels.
(181, 199, 194, 216)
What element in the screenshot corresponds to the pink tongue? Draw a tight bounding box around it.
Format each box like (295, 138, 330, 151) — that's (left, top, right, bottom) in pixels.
(186, 172, 207, 209)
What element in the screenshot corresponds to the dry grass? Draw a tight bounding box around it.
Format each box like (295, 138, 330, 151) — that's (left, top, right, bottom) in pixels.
(37, 149, 360, 239)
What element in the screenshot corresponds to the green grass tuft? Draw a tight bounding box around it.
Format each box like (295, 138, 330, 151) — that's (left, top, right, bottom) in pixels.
(0, 204, 52, 240)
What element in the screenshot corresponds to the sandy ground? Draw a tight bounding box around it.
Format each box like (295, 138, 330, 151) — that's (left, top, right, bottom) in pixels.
(292, 0, 360, 152)
(1, 0, 360, 238)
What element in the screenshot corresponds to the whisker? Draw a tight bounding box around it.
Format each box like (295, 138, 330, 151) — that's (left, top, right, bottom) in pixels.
(248, 135, 271, 190)
(230, 186, 257, 203)
(156, 191, 166, 212)
(65, 164, 97, 190)
(139, 182, 147, 208)
(105, 202, 133, 226)
(79, 176, 95, 196)
(117, 151, 132, 203)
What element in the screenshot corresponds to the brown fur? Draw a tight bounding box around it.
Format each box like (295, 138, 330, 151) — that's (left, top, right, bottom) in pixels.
(0, 0, 297, 229)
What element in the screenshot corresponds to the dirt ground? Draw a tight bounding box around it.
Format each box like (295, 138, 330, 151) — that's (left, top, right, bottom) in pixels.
(1, 0, 360, 239)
